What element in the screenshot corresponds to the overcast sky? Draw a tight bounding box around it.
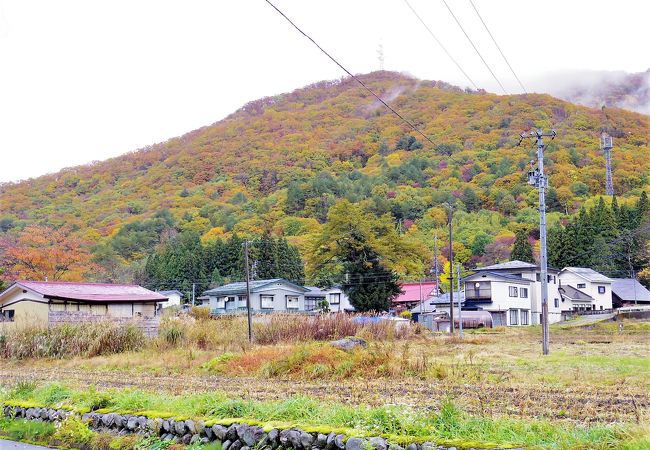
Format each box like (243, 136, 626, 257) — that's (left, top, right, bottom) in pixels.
(1, 0, 648, 183)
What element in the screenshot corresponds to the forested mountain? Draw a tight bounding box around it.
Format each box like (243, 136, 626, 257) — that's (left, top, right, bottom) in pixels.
(1, 71, 649, 287)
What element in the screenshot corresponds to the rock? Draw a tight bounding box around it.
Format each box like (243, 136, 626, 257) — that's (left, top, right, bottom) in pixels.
(326, 432, 337, 450)
(114, 414, 124, 429)
(315, 433, 328, 448)
(39, 409, 48, 420)
(446, 447, 457, 450)
(300, 431, 315, 448)
(190, 434, 201, 445)
(226, 425, 239, 441)
(186, 419, 197, 434)
(230, 439, 243, 450)
(242, 425, 266, 446)
(287, 429, 303, 448)
(369, 437, 387, 450)
(204, 426, 214, 440)
(388, 444, 403, 450)
(195, 420, 205, 435)
(279, 429, 290, 447)
(334, 434, 346, 450)
(137, 416, 148, 429)
(223, 440, 233, 450)
(127, 416, 138, 431)
(267, 428, 280, 448)
(175, 420, 187, 435)
(330, 337, 367, 352)
(201, 437, 210, 444)
(212, 424, 228, 440)
(405, 444, 419, 450)
(345, 437, 367, 450)
(421, 443, 435, 450)
(182, 433, 192, 445)
(101, 413, 114, 427)
(241, 447, 251, 450)
(153, 418, 164, 435)
(162, 420, 171, 433)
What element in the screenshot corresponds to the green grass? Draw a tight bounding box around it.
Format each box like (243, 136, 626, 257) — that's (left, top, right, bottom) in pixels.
(1, 382, 648, 450)
(0, 417, 56, 444)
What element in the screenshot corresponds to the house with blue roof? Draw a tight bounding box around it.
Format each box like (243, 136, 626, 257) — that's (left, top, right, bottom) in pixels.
(202, 279, 310, 314)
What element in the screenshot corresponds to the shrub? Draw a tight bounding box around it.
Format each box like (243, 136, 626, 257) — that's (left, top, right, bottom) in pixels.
(190, 306, 212, 321)
(53, 416, 94, 446)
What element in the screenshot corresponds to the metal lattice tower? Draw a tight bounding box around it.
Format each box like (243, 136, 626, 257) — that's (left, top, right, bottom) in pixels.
(601, 132, 614, 196)
(377, 42, 384, 71)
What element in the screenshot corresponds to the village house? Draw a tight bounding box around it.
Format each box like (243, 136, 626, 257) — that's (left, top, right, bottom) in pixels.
(392, 281, 438, 311)
(610, 278, 650, 307)
(203, 278, 309, 314)
(304, 286, 355, 312)
(558, 267, 613, 313)
(462, 260, 565, 326)
(0, 281, 167, 336)
(156, 290, 183, 308)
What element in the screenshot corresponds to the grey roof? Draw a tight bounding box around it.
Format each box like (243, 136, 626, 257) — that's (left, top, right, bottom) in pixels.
(463, 271, 532, 284)
(559, 285, 594, 301)
(611, 279, 650, 302)
(410, 292, 463, 312)
(203, 279, 308, 296)
(561, 267, 612, 283)
(475, 260, 537, 271)
(158, 290, 184, 297)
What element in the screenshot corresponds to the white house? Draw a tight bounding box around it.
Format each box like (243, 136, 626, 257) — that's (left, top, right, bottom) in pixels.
(157, 290, 183, 308)
(463, 260, 565, 326)
(304, 286, 355, 312)
(202, 279, 309, 314)
(558, 268, 613, 312)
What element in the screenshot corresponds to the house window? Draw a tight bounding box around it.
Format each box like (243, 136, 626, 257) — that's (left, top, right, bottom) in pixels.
(598, 286, 606, 294)
(536, 273, 541, 282)
(286, 295, 300, 310)
(1, 309, 15, 322)
(600, 305, 603, 310)
(238, 296, 248, 308)
(261, 295, 274, 309)
(509, 286, 518, 297)
(577, 283, 586, 289)
(329, 293, 341, 305)
(520, 288, 528, 298)
(304, 297, 316, 311)
(214, 298, 226, 309)
(520, 310, 529, 325)
(509, 309, 519, 325)
(554, 298, 559, 308)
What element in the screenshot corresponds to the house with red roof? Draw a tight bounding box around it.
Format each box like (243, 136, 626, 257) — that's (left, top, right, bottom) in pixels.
(0, 280, 167, 334)
(392, 281, 438, 310)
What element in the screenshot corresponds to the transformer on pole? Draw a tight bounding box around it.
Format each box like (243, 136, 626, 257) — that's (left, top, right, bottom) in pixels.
(601, 132, 614, 196)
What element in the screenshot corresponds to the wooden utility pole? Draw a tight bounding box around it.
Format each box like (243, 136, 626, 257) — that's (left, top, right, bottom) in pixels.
(243, 240, 253, 343)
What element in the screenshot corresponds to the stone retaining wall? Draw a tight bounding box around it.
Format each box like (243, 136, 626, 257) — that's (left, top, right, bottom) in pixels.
(1, 405, 496, 450)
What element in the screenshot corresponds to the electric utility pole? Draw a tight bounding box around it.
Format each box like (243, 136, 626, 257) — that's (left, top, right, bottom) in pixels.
(433, 235, 439, 295)
(519, 129, 556, 355)
(444, 203, 454, 334)
(243, 240, 253, 343)
(456, 263, 463, 338)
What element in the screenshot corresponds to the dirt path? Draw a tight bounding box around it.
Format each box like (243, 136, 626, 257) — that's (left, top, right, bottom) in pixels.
(1, 367, 647, 423)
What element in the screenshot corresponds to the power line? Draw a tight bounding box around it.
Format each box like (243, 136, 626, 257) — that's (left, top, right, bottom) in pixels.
(468, 0, 527, 94)
(263, 0, 435, 146)
(440, 0, 509, 94)
(402, 0, 479, 91)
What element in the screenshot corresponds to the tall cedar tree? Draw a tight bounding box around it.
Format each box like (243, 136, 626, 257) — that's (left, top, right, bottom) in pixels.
(511, 229, 534, 263)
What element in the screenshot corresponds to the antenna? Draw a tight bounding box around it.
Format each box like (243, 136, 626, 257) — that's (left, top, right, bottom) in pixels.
(377, 42, 385, 71)
(601, 132, 614, 196)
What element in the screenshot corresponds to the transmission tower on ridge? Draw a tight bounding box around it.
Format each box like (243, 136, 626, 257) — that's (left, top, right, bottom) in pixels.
(601, 132, 614, 196)
(377, 42, 384, 71)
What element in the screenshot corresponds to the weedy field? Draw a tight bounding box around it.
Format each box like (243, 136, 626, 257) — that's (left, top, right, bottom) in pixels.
(1, 313, 649, 449)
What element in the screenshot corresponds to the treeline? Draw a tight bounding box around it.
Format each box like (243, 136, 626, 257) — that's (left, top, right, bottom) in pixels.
(548, 192, 649, 277)
(143, 232, 304, 301)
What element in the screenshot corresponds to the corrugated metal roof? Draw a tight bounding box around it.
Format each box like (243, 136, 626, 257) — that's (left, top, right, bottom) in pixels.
(475, 260, 537, 271)
(559, 285, 594, 301)
(203, 279, 308, 296)
(8, 280, 167, 303)
(562, 267, 613, 283)
(393, 281, 438, 303)
(611, 278, 650, 302)
(463, 271, 532, 284)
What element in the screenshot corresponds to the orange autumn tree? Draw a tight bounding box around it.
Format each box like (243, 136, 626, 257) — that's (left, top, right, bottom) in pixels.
(0, 225, 97, 283)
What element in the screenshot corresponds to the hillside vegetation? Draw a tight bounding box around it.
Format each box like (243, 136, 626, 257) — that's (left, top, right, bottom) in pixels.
(1, 71, 649, 285)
